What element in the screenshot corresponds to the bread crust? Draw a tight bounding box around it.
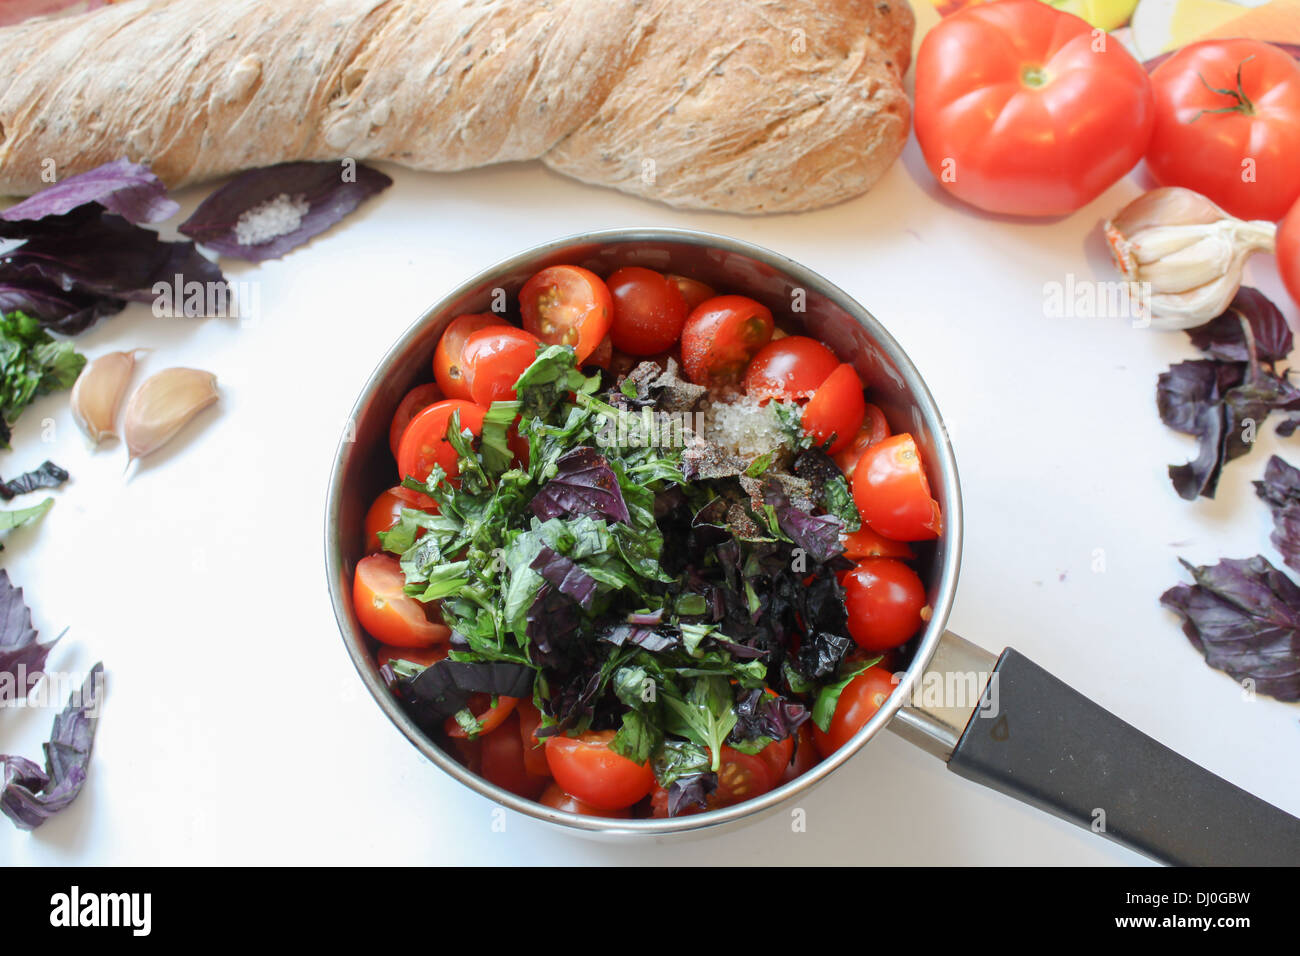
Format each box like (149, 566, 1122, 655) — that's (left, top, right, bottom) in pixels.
(0, 0, 914, 213)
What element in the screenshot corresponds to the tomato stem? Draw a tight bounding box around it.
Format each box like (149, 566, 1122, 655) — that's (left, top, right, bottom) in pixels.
(1192, 56, 1256, 120)
(1021, 64, 1048, 88)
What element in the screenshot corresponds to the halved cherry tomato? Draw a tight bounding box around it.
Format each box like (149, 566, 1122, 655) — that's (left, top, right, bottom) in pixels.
(375, 643, 448, 670)
(352, 554, 451, 647)
(539, 783, 630, 818)
(680, 295, 775, 386)
(434, 313, 507, 400)
(852, 433, 942, 541)
(544, 730, 655, 810)
(481, 712, 548, 800)
(606, 266, 689, 356)
(396, 399, 486, 484)
(389, 383, 443, 459)
(812, 665, 899, 757)
(520, 265, 613, 362)
(780, 723, 820, 784)
(666, 274, 716, 311)
(841, 525, 914, 561)
(844, 558, 929, 651)
(462, 326, 541, 406)
(363, 485, 427, 553)
(833, 403, 890, 478)
(515, 698, 551, 778)
(802, 363, 866, 455)
(445, 693, 519, 739)
(711, 746, 778, 807)
(742, 336, 840, 402)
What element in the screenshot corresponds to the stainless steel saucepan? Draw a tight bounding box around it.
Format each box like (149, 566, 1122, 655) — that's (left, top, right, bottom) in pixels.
(325, 229, 1300, 864)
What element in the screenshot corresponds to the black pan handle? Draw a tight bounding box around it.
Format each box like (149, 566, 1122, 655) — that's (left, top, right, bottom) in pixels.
(892, 634, 1300, 865)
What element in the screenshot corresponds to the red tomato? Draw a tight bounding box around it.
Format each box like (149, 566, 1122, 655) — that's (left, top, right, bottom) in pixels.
(544, 730, 655, 810)
(606, 266, 689, 356)
(375, 643, 448, 670)
(434, 313, 507, 400)
(833, 403, 890, 478)
(841, 525, 914, 561)
(352, 554, 451, 647)
(666, 274, 716, 311)
(539, 783, 630, 818)
(389, 383, 443, 459)
(462, 326, 541, 406)
(843, 558, 929, 652)
(1147, 40, 1300, 222)
(515, 699, 551, 778)
(712, 746, 776, 807)
(444, 694, 519, 739)
(754, 735, 795, 784)
(780, 724, 820, 784)
(1281, 200, 1300, 310)
(802, 364, 866, 455)
(914, 1, 1154, 216)
(520, 265, 613, 362)
(363, 486, 427, 553)
(812, 666, 899, 756)
(742, 336, 839, 402)
(481, 713, 548, 800)
(680, 295, 775, 386)
(396, 399, 485, 485)
(852, 433, 942, 541)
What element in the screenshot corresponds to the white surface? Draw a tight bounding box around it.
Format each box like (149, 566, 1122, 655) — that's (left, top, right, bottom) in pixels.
(3, 133, 1298, 866)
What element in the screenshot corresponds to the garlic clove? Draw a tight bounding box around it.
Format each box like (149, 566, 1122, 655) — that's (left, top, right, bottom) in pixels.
(122, 367, 219, 461)
(70, 349, 144, 445)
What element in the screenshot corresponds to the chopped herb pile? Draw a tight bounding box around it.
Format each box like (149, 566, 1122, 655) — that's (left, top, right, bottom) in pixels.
(0, 310, 85, 449)
(381, 346, 873, 812)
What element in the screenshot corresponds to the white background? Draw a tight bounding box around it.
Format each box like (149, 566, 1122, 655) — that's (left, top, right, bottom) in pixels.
(4, 43, 1299, 866)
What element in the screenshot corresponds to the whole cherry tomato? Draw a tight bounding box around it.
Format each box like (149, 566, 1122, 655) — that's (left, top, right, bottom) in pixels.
(462, 326, 541, 406)
(843, 558, 930, 652)
(802, 363, 866, 455)
(1280, 198, 1300, 310)
(434, 313, 507, 400)
(606, 266, 689, 356)
(396, 399, 485, 485)
(544, 730, 655, 810)
(389, 383, 443, 459)
(914, 0, 1154, 216)
(742, 336, 839, 402)
(363, 485, 427, 553)
(812, 666, 899, 756)
(680, 295, 774, 386)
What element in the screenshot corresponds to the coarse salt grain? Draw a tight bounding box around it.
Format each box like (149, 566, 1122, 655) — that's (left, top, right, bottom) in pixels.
(702, 393, 794, 460)
(234, 193, 310, 246)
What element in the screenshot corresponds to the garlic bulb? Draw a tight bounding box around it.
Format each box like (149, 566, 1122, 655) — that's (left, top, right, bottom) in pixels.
(1104, 187, 1276, 330)
(70, 349, 143, 444)
(122, 368, 219, 461)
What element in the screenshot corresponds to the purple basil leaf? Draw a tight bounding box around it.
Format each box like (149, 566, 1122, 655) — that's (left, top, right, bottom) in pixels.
(1254, 456, 1300, 575)
(1, 211, 224, 307)
(1160, 556, 1300, 701)
(730, 687, 808, 745)
(1, 662, 104, 830)
(530, 547, 598, 609)
(598, 622, 678, 653)
(398, 659, 535, 732)
(667, 772, 717, 816)
(1186, 287, 1294, 365)
(178, 161, 393, 262)
(530, 447, 630, 524)
(795, 631, 854, 682)
(1, 159, 178, 225)
(1156, 360, 1241, 435)
(0, 276, 125, 334)
(1, 460, 68, 501)
(761, 479, 843, 562)
(0, 570, 58, 694)
(525, 584, 583, 668)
